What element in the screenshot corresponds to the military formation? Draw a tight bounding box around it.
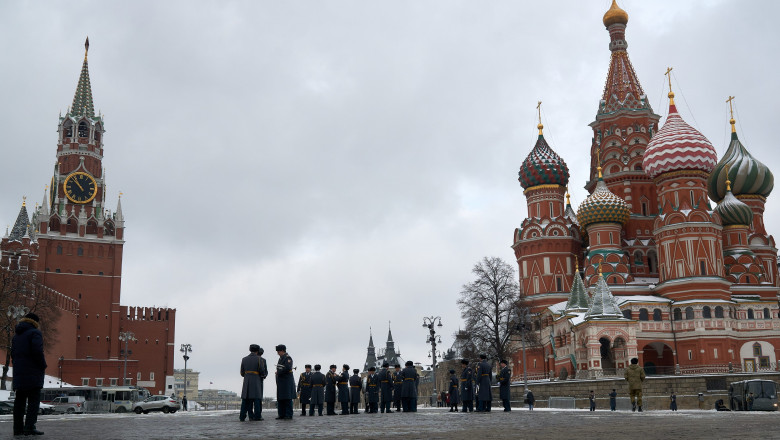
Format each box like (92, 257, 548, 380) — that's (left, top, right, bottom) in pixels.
(240, 344, 515, 420)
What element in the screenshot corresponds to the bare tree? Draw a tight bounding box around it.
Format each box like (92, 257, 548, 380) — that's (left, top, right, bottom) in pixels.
(456, 256, 524, 362)
(0, 268, 61, 390)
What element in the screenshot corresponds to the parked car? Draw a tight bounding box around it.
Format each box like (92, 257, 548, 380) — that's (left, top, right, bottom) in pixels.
(38, 402, 55, 415)
(132, 395, 180, 414)
(0, 401, 14, 415)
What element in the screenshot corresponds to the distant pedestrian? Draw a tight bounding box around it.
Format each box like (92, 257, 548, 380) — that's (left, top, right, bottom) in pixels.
(624, 358, 646, 412)
(475, 354, 493, 412)
(274, 344, 295, 420)
(609, 389, 617, 411)
(497, 359, 511, 412)
(349, 369, 362, 414)
(589, 390, 596, 411)
(11, 312, 47, 436)
(182, 396, 188, 411)
(448, 369, 459, 412)
(747, 392, 754, 410)
(526, 390, 535, 411)
(670, 391, 677, 411)
(460, 359, 475, 413)
(308, 365, 326, 416)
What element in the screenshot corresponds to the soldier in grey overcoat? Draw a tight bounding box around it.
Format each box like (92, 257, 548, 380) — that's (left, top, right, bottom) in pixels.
(349, 369, 362, 414)
(308, 364, 326, 416)
(297, 364, 312, 416)
(366, 367, 380, 413)
(240, 344, 268, 421)
(274, 344, 295, 419)
(448, 369, 459, 412)
(400, 361, 418, 412)
(475, 354, 493, 412)
(338, 365, 351, 415)
(392, 364, 403, 411)
(378, 362, 393, 413)
(325, 365, 339, 415)
(497, 359, 511, 412)
(460, 359, 474, 412)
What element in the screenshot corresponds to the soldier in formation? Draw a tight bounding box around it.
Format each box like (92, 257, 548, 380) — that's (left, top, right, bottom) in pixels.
(297, 364, 312, 416)
(460, 359, 474, 412)
(392, 364, 403, 412)
(448, 369, 459, 412)
(349, 368, 362, 414)
(475, 354, 492, 412)
(378, 362, 394, 413)
(325, 365, 338, 415)
(366, 366, 380, 413)
(239, 344, 267, 422)
(497, 359, 511, 412)
(400, 360, 419, 412)
(275, 344, 295, 420)
(338, 365, 351, 415)
(308, 364, 326, 416)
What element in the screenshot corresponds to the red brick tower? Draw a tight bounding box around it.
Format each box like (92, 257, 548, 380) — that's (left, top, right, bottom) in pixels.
(588, 0, 661, 280)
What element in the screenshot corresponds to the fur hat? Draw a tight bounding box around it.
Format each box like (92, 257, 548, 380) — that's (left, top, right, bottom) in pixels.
(353, 369, 360, 374)
(405, 361, 413, 367)
(305, 364, 312, 369)
(275, 344, 286, 352)
(314, 364, 321, 370)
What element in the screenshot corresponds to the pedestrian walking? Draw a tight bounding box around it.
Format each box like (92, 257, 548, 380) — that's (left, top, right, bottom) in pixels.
(325, 365, 338, 415)
(460, 359, 474, 413)
(378, 362, 393, 413)
(624, 357, 646, 412)
(274, 344, 295, 420)
(526, 390, 535, 410)
(182, 396, 188, 411)
(366, 367, 380, 413)
(11, 312, 47, 436)
(308, 365, 326, 416)
(475, 354, 493, 412)
(609, 389, 617, 411)
(448, 369, 459, 412)
(239, 344, 267, 421)
(349, 369, 362, 414)
(589, 390, 596, 411)
(670, 391, 677, 411)
(297, 364, 312, 416)
(338, 365, 350, 415)
(497, 360, 511, 412)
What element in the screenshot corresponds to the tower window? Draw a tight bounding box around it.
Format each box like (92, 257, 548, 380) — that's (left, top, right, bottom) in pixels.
(715, 306, 724, 318)
(641, 202, 647, 216)
(638, 309, 648, 321)
(78, 121, 89, 137)
(699, 260, 707, 275)
(763, 308, 770, 319)
(77, 247, 83, 256)
(685, 307, 694, 320)
(748, 309, 755, 320)
(673, 308, 682, 321)
(555, 276, 563, 292)
(57, 245, 63, 255)
(653, 309, 662, 321)
(753, 343, 762, 357)
(702, 306, 711, 318)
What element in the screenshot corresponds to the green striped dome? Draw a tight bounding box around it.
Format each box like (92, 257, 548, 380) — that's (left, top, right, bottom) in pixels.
(577, 178, 630, 229)
(708, 133, 774, 202)
(715, 189, 753, 226)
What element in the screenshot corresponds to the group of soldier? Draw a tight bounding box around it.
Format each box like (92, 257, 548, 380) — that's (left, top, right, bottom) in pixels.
(240, 343, 515, 422)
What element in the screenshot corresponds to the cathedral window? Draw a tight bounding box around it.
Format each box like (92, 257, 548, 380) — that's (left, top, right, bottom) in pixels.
(763, 308, 770, 319)
(673, 308, 682, 321)
(555, 276, 563, 292)
(753, 343, 762, 357)
(641, 201, 648, 216)
(78, 121, 89, 137)
(685, 307, 694, 320)
(638, 309, 648, 321)
(652, 309, 662, 321)
(714, 306, 724, 318)
(77, 247, 83, 256)
(702, 306, 711, 318)
(57, 245, 62, 255)
(699, 260, 707, 275)
(622, 309, 632, 319)
(634, 251, 643, 265)
(747, 309, 755, 320)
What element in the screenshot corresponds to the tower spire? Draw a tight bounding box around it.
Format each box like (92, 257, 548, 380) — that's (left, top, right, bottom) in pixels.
(71, 37, 96, 118)
(664, 66, 675, 107)
(536, 101, 544, 136)
(726, 95, 737, 136)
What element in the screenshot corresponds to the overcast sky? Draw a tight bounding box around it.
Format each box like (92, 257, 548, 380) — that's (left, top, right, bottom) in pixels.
(1, 0, 778, 395)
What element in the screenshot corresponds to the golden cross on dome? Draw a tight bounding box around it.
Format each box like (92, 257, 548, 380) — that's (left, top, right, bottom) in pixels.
(726, 96, 736, 133)
(536, 101, 543, 135)
(725, 164, 732, 192)
(22, 196, 26, 207)
(664, 67, 675, 105)
(596, 148, 603, 179)
(574, 256, 579, 272)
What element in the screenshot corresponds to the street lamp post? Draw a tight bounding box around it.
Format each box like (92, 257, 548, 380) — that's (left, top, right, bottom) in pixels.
(118, 331, 136, 386)
(516, 310, 530, 393)
(58, 356, 64, 388)
(422, 316, 443, 407)
(180, 344, 192, 400)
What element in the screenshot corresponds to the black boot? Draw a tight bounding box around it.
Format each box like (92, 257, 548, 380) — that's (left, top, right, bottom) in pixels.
(638, 406, 643, 412)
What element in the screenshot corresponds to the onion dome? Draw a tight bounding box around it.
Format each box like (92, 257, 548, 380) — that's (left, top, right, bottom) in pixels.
(577, 168, 630, 229)
(642, 104, 718, 179)
(518, 133, 570, 189)
(707, 132, 773, 203)
(715, 186, 753, 227)
(603, 0, 628, 27)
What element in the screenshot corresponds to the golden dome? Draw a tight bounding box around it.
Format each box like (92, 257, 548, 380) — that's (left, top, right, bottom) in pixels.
(603, 0, 628, 27)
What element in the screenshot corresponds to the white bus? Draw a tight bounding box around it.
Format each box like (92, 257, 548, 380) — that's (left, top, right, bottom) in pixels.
(99, 386, 150, 413)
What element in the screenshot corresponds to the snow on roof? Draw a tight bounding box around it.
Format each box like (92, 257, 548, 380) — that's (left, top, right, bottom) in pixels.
(0, 365, 75, 388)
(615, 295, 671, 305)
(672, 299, 734, 305)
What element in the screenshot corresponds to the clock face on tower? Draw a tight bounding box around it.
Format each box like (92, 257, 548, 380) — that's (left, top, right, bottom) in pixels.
(63, 172, 98, 204)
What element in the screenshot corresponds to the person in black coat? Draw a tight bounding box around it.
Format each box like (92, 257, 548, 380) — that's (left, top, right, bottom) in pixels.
(392, 364, 403, 412)
(400, 361, 418, 412)
(11, 313, 46, 436)
(526, 390, 535, 410)
(308, 365, 326, 416)
(274, 344, 295, 420)
(378, 362, 393, 413)
(297, 364, 313, 416)
(460, 359, 474, 413)
(366, 367, 380, 413)
(497, 360, 511, 412)
(589, 390, 596, 411)
(349, 369, 362, 414)
(670, 391, 677, 411)
(338, 365, 351, 415)
(325, 365, 338, 415)
(475, 354, 493, 412)
(448, 369, 459, 412)
(240, 344, 268, 421)
(609, 389, 617, 411)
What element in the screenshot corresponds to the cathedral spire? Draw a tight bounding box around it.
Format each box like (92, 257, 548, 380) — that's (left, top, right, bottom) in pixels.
(9, 199, 30, 242)
(585, 264, 624, 320)
(70, 37, 95, 118)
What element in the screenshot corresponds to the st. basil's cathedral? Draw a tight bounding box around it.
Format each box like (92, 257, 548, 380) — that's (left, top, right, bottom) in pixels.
(513, 1, 778, 379)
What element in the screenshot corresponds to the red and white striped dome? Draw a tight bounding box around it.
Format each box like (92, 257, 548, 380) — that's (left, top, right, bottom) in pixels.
(643, 105, 718, 179)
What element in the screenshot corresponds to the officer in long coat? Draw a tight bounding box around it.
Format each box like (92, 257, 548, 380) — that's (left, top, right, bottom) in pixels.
(240, 344, 268, 421)
(392, 364, 403, 412)
(366, 367, 380, 413)
(377, 362, 393, 413)
(475, 354, 493, 412)
(448, 369, 459, 412)
(400, 361, 419, 412)
(459, 359, 474, 413)
(308, 364, 326, 416)
(274, 344, 296, 419)
(325, 365, 338, 415)
(497, 359, 511, 411)
(338, 365, 351, 415)
(297, 364, 312, 416)
(349, 369, 362, 414)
